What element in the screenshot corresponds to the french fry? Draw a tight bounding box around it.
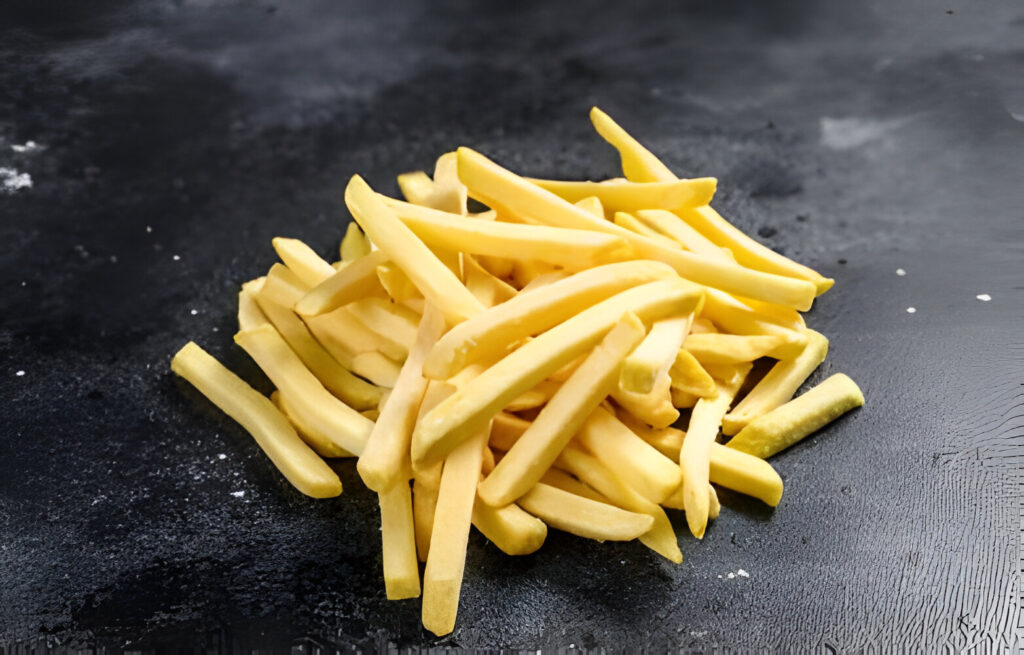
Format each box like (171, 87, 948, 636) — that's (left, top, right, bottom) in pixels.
(684, 333, 790, 365)
(421, 422, 489, 637)
(722, 329, 829, 435)
(690, 317, 717, 334)
(423, 260, 679, 380)
(707, 485, 721, 520)
(575, 406, 682, 504)
(669, 348, 717, 398)
(235, 324, 374, 456)
(574, 195, 605, 218)
(621, 315, 692, 394)
(413, 279, 702, 469)
(257, 266, 381, 410)
(517, 482, 654, 542)
(347, 296, 420, 361)
(471, 497, 548, 556)
(463, 255, 516, 308)
(358, 304, 445, 493)
(384, 198, 632, 271)
(634, 209, 732, 262)
(377, 262, 423, 303)
(488, 411, 530, 452)
(617, 411, 686, 461)
(429, 152, 468, 215)
(238, 278, 270, 331)
(295, 249, 389, 317)
(611, 370, 679, 429)
(670, 388, 699, 409)
(727, 373, 864, 459)
(588, 107, 677, 183)
(529, 177, 717, 213)
(707, 444, 784, 506)
(504, 379, 563, 413)
(456, 147, 817, 310)
(341, 222, 372, 262)
(679, 363, 751, 539)
(171, 342, 341, 498)
(379, 481, 420, 599)
(478, 313, 647, 507)
(397, 170, 435, 206)
(272, 237, 337, 287)
(411, 380, 455, 562)
(539, 468, 609, 503)
(350, 352, 402, 388)
(305, 305, 405, 363)
(510, 258, 559, 289)
(613, 211, 680, 248)
(271, 390, 353, 458)
(701, 289, 804, 342)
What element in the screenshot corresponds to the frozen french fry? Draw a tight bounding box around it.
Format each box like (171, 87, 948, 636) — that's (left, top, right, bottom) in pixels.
(701, 289, 805, 342)
(670, 388, 699, 409)
(611, 369, 679, 429)
(412, 380, 454, 561)
(727, 373, 864, 459)
(504, 379, 563, 413)
(295, 249, 389, 317)
(271, 390, 353, 458)
(305, 305, 405, 363)
(621, 315, 692, 394)
(517, 482, 654, 542)
(341, 222, 372, 262)
(529, 176, 717, 213)
(707, 444, 784, 506)
(423, 260, 678, 380)
(235, 324, 374, 456)
(347, 296, 420, 361)
(171, 342, 341, 498)
(463, 255, 516, 308)
(574, 195, 605, 218)
(510, 258, 559, 289)
(679, 363, 751, 539)
(589, 106, 677, 183)
(397, 171, 435, 206)
(238, 277, 270, 331)
(488, 411, 529, 452)
(429, 151, 468, 215)
(478, 313, 646, 507)
(413, 279, 702, 469)
(617, 411, 686, 461)
(379, 481, 420, 600)
(273, 237, 337, 287)
(350, 352, 402, 388)
(669, 348, 717, 398)
(707, 485, 721, 520)
(634, 209, 732, 262)
(471, 497, 547, 556)
(377, 262, 423, 303)
(613, 211, 680, 248)
(722, 329, 829, 435)
(684, 333, 790, 365)
(539, 468, 609, 503)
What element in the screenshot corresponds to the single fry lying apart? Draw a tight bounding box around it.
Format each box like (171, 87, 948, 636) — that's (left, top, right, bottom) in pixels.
(378, 481, 420, 600)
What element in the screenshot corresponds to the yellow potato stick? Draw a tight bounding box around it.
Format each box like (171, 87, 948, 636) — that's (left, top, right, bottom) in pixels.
(707, 485, 721, 520)
(397, 170, 435, 206)
(413, 280, 702, 469)
(669, 348, 717, 398)
(589, 107, 677, 183)
(503, 379, 563, 413)
(378, 481, 421, 600)
(612, 211, 680, 248)
(257, 268, 382, 410)
(722, 330, 829, 435)
(350, 351, 402, 388)
(295, 249, 389, 317)
(272, 237, 337, 287)
(235, 325, 374, 456)
(701, 361, 751, 388)
(701, 289, 802, 340)
(463, 255, 516, 308)
(305, 305, 405, 363)
(727, 373, 864, 459)
(575, 406, 682, 504)
(634, 209, 732, 262)
(736, 296, 805, 330)
(489, 411, 530, 452)
(384, 198, 631, 271)
(471, 497, 548, 556)
(621, 315, 692, 394)
(413, 470, 440, 563)
(430, 151, 468, 215)
(341, 222, 372, 262)
(548, 353, 585, 382)
(679, 364, 751, 539)
(481, 446, 496, 474)
(423, 260, 679, 380)
(347, 297, 420, 361)
(684, 333, 789, 365)
(610, 370, 679, 429)
(555, 445, 681, 563)
(358, 304, 445, 493)
(170, 342, 341, 498)
(670, 388, 700, 409)
(476, 253, 515, 281)
(529, 177, 717, 213)
(574, 195, 605, 218)
(511, 259, 559, 289)
(377, 263, 423, 303)
(539, 468, 609, 503)
(421, 423, 489, 637)
(707, 445, 784, 506)
(690, 317, 717, 334)
(361, 408, 380, 420)
(271, 390, 353, 458)
(620, 417, 686, 461)
(478, 313, 647, 507)
(238, 277, 270, 331)
(456, 147, 816, 310)
(517, 483, 654, 542)
(345, 175, 484, 325)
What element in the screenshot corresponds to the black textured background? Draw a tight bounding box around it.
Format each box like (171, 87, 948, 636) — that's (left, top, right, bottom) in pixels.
(2, 0, 1023, 651)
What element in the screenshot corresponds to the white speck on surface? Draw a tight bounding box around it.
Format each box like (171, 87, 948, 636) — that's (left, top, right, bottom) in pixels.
(16, 370, 26, 377)
(896, 268, 906, 276)
(717, 574, 722, 579)
(146, 225, 152, 233)
(1, 167, 32, 193)
(690, 631, 708, 638)
(737, 569, 750, 578)
(906, 307, 917, 314)
(727, 572, 736, 579)
(109, 255, 118, 264)
(21, 281, 26, 286)
(11, 140, 39, 153)
(212, 326, 219, 332)
(820, 116, 906, 150)
(218, 453, 227, 460)
(172, 254, 181, 261)
(230, 490, 245, 498)
(190, 309, 198, 315)
(976, 294, 991, 302)
(620, 560, 626, 565)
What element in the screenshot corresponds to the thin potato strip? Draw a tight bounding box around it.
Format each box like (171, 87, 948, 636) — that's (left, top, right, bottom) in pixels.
(305, 306, 405, 363)
(411, 380, 455, 561)
(423, 260, 679, 380)
(295, 249, 389, 317)
(684, 333, 789, 365)
(471, 497, 548, 556)
(341, 222, 372, 262)
(350, 352, 402, 388)
(347, 297, 420, 361)
(634, 209, 732, 262)
(679, 364, 751, 539)
(379, 481, 420, 600)
(463, 255, 516, 308)
(170, 342, 341, 498)
(377, 263, 423, 303)
(611, 370, 679, 429)
(707, 485, 721, 520)
(478, 313, 647, 507)
(613, 211, 680, 248)
(271, 390, 353, 458)
(504, 379, 563, 413)
(489, 411, 530, 452)
(707, 445, 784, 506)
(511, 259, 558, 289)
(235, 324, 374, 456)
(701, 289, 804, 340)
(722, 330, 829, 435)
(412, 280, 703, 469)
(238, 278, 270, 331)
(621, 315, 692, 394)
(397, 171, 435, 206)
(589, 106, 677, 183)
(617, 412, 686, 461)
(669, 348, 718, 398)
(272, 237, 337, 287)
(727, 373, 864, 459)
(517, 483, 654, 542)
(574, 195, 605, 218)
(670, 389, 700, 409)
(539, 468, 609, 503)
(528, 177, 717, 212)
(429, 152, 468, 215)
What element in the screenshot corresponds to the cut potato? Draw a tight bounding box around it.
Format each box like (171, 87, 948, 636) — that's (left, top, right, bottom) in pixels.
(273, 237, 337, 287)
(517, 482, 653, 542)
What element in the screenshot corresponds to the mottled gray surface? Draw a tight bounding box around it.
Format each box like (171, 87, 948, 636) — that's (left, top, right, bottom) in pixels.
(1, 0, 1022, 650)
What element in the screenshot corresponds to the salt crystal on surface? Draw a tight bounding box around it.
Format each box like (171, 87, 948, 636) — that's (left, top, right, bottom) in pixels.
(896, 268, 906, 276)
(0, 167, 32, 193)
(16, 370, 26, 377)
(146, 226, 152, 233)
(190, 309, 198, 315)
(727, 572, 735, 579)
(976, 294, 991, 302)
(906, 307, 916, 314)
(218, 453, 227, 460)
(11, 140, 39, 153)
(230, 490, 245, 498)
(737, 569, 750, 578)
(172, 254, 181, 261)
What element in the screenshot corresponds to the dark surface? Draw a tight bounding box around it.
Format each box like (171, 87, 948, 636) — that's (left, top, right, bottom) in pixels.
(1, 0, 1022, 650)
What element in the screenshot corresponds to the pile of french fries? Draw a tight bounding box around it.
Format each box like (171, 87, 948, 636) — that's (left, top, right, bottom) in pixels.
(171, 108, 864, 636)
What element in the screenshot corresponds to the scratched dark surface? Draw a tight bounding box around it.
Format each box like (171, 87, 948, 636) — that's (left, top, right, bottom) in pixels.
(1, 0, 1022, 651)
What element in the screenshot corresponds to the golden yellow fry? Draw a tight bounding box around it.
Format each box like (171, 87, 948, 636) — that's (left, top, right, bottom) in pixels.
(621, 315, 692, 394)
(576, 406, 682, 504)
(700, 290, 800, 341)
(727, 373, 864, 459)
(738, 296, 805, 330)
(612, 211, 680, 248)
(529, 177, 717, 213)
(257, 267, 381, 410)
(701, 361, 750, 387)
(634, 209, 732, 262)
(271, 390, 353, 458)
(430, 151, 469, 215)
(722, 330, 829, 435)
(272, 237, 337, 287)
(341, 222, 372, 262)
(619, 414, 686, 461)
(510, 258, 559, 289)
(423, 260, 678, 380)
(707, 485, 721, 520)
(574, 195, 605, 218)
(669, 348, 717, 398)
(379, 481, 420, 600)
(421, 423, 489, 637)
(344, 175, 484, 325)
(684, 333, 789, 365)
(350, 352, 402, 388)
(690, 317, 717, 334)
(385, 197, 632, 271)
(589, 107, 677, 183)
(361, 408, 380, 421)
(504, 379, 563, 413)
(397, 170, 435, 206)
(295, 249, 389, 317)
(235, 325, 374, 455)
(456, 147, 816, 310)
(463, 255, 516, 308)
(305, 304, 404, 363)
(376, 263, 423, 303)
(478, 313, 646, 507)
(548, 353, 585, 382)
(347, 296, 420, 361)
(679, 363, 751, 539)
(170, 342, 341, 498)
(471, 497, 547, 556)
(517, 482, 653, 542)
(413, 470, 440, 563)
(413, 280, 702, 469)
(488, 411, 529, 452)
(358, 304, 445, 493)
(707, 445, 784, 506)
(238, 277, 270, 331)
(670, 388, 700, 409)
(539, 468, 608, 503)
(610, 369, 679, 429)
